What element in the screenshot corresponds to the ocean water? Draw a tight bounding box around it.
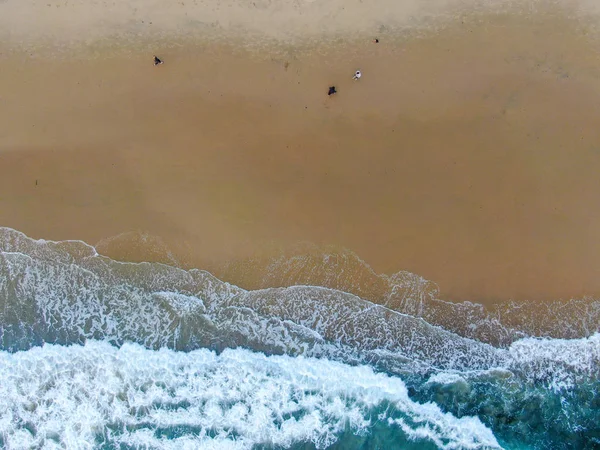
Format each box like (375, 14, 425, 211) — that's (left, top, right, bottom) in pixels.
(0, 227, 598, 449)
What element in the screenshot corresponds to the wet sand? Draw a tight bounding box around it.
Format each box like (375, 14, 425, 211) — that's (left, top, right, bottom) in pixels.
(2, 3, 600, 303)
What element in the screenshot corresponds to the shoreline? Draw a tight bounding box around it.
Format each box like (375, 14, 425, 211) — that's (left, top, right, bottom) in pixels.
(2, 3, 600, 304)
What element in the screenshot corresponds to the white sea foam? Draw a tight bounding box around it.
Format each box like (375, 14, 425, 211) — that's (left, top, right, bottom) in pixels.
(421, 333, 600, 391)
(388, 412, 498, 450)
(1, 229, 599, 448)
(507, 333, 600, 390)
(2, 225, 599, 390)
(0, 341, 501, 450)
(425, 372, 468, 386)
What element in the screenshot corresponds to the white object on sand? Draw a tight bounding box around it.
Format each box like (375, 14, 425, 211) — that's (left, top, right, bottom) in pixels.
(353, 70, 362, 80)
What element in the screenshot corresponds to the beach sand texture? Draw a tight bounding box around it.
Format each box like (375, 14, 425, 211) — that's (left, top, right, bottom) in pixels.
(2, 0, 600, 303)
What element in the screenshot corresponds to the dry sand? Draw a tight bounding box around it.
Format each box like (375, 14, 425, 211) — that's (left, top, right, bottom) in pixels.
(2, 0, 600, 303)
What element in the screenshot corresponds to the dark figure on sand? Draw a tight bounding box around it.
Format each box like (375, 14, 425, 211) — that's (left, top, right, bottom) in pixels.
(154, 56, 164, 66)
(328, 86, 337, 96)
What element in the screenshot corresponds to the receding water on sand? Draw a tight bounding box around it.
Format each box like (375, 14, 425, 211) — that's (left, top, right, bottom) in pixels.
(0, 227, 599, 448)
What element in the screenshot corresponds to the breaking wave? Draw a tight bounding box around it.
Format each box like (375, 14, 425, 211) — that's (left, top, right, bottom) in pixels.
(0, 342, 500, 449)
(0, 227, 598, 449)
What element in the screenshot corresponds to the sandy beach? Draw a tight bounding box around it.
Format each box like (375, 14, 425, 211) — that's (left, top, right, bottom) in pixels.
(2, 0, 600, 304)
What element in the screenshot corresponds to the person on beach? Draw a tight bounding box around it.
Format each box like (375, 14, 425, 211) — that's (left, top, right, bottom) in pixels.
(328, 86, 337, 96)
(154, 56, 164, 66)
(353, 70, 362, 80)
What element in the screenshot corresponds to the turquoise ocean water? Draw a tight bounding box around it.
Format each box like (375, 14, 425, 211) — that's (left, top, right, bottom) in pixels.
(0, 227, 598, 449)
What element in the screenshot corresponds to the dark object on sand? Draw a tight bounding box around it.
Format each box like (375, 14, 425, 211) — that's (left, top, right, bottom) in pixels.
(328, 86, 337, 96)
(154, 56, 164, 66)
(373, 38, 379, 43)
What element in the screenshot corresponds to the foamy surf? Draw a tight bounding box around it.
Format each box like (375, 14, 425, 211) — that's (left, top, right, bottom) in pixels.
(0, 227, 599, 449)
(0, 341, 501, 450)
